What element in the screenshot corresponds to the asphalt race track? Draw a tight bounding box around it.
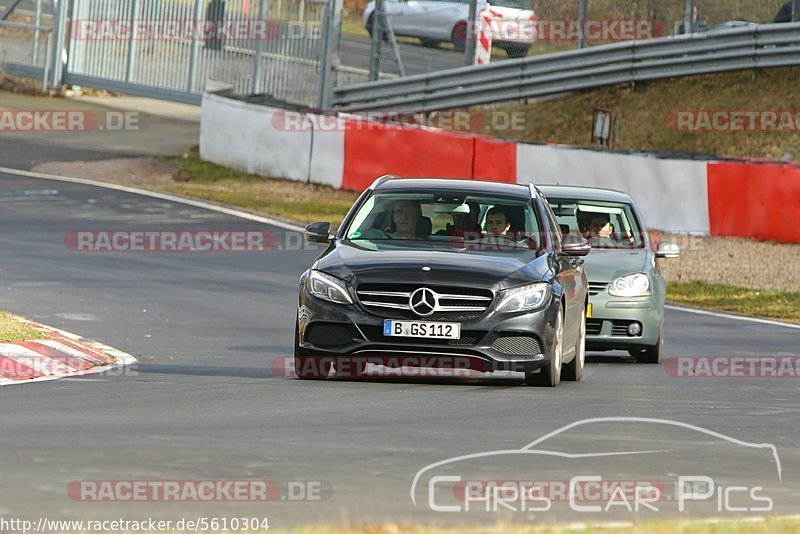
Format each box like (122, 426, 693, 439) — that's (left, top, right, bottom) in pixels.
(1, 165, 799, 528)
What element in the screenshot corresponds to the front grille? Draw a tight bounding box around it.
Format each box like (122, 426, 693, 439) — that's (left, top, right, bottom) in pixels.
(491, 334, 542, 356)
(586, 319, 603, 335)
(359, 325, 483, 347)
(356, 284, 493, 321)
(588, 281, 609, 296)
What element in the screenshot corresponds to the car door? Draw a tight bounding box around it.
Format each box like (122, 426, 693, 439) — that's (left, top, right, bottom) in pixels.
(539, 196, 585, 354)
(382, 0, 430, 36)
(424, 0, 470, 40)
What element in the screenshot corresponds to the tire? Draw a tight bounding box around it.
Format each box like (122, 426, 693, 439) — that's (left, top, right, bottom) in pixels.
(635, 336, 663, 364)
(366, 14, 388, 41)
(420, 38, 441, 48)
(563, 303, 586, 381)
(525, 304, 563, 387)
(293, 322, 332, 379)
(451, 22, 467, 52)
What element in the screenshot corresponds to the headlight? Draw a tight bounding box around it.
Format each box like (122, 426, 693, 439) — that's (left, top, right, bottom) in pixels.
(308, 270, 353, 305)
(609, 273, 651, 297)
(497, 282, 551, 313)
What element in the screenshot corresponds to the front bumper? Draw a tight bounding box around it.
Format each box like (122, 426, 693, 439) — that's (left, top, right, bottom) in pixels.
(585, 291, 664, 351)
(297, 289, 559, 374)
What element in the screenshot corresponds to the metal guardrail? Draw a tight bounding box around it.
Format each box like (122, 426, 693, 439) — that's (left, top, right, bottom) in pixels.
(333, 22, 800, 113)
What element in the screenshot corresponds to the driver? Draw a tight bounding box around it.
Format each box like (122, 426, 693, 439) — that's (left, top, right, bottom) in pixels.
(389, 200, 423, 239)
(485, 207, 512, 237)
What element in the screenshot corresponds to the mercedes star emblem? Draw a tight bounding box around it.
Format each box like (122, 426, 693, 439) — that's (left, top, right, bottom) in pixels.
(409, 288, 437, 317)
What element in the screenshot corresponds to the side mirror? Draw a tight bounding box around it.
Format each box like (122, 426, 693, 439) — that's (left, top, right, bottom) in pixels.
(655, 241, 681, 259)
(562, 234, 591, 257)
(304, 222, 332, 244)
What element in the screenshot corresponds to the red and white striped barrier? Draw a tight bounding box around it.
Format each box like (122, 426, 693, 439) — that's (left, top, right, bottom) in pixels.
(475, 7, 500, 65)
(200, 92, 800, 243)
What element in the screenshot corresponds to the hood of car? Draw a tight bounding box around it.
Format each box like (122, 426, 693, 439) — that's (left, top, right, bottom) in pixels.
(314, 240, 552, 290)
(583, 249, 651, 282)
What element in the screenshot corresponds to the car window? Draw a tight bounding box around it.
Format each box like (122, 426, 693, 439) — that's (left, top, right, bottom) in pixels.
(345, 190, 543, 252)
(547, 197, 644, 249)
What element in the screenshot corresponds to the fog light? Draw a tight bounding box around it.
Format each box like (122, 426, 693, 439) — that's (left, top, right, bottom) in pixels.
(628, 322, 642, 336)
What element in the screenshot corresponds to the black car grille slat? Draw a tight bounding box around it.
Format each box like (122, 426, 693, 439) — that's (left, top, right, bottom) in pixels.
(611, 320, 639, 337)
(586, 319, 603, 335)
(588, 281, 608, 296)
(356, 284, 493, 321)
(491, 335, 542, 356)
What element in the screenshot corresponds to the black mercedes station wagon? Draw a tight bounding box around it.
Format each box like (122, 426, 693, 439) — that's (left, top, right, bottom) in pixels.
(295, 176, 591, 387)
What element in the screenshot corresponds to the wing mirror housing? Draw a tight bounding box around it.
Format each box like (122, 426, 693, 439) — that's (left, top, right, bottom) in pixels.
(562, 234, 591, 257)
(656, 241, 681, 259)
(304, 222, 332, 244)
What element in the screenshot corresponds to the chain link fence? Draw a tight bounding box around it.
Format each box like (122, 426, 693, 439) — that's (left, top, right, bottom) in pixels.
(336, 0, 797, 84)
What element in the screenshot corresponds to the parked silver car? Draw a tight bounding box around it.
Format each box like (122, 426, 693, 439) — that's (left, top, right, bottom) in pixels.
(539, 186, 680, 364)
(363, 0, 537, 58)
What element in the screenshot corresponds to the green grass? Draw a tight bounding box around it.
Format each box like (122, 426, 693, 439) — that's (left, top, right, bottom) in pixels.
(667, 281, 800, 324)
(462, 67, 800, 161)
(0, 312, 47, 343)
(168, 148, 358, 228)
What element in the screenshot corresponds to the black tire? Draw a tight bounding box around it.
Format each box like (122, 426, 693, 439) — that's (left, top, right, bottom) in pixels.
(451, 22, 467, 52)
(293, 322, 332, 379)
(420, 38, 441, 48)
(525, 304, 563, 387)
(365, 14, 388, 41)
(635, 337, 663, 364)
(563, 303, 586, 381)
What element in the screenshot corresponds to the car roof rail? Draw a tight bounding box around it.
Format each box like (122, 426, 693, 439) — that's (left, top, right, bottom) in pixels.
(369, 174, 401, 190)
(528, 183, 540, 199)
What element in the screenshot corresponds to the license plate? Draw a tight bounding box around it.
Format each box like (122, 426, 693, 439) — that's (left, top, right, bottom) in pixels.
(383, 320, 461, 339)
(586, 303, 593, 318)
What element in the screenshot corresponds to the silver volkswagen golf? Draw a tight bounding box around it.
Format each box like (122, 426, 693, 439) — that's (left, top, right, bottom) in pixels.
(539, 186, 681, 364)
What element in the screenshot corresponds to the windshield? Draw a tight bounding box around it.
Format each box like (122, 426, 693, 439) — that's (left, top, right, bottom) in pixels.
(547, 197, 645, 249)
(345, 190, 543, 253)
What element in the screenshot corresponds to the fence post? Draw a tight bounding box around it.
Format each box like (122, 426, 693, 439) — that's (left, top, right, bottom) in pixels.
(465, 0, 477, 64)
(684, 0, 694, 33)
(368, 0, 383, 81)
(251, 0, 268, 93)
(187, 0, 204, 93)
(32, 0, 42, 64)
(317, 0, 342, 108)
(125, 0, 140, 82)
(49, 0, 68, 88)
(577, 0, 588, 49)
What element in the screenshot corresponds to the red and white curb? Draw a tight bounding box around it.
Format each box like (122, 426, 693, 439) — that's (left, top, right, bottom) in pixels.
(0, 316, 136, 386)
